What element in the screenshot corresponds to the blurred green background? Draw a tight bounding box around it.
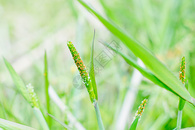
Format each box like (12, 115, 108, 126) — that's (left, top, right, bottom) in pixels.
(0, 0, 195, 129)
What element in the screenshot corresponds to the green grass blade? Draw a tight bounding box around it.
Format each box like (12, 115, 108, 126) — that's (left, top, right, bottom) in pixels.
(47, 113, 71, 130)
(89, 30, 98, 100)
(129, 117, 139, 130)
(78, 0, 195, 106)
(0, 118, 36, 130)
(44, 51, 51, 126)
(4, 58, 30, 103)
(33, 108, 49, 130)
(102, 41, 178, 96)
(4, 58, 49, 130)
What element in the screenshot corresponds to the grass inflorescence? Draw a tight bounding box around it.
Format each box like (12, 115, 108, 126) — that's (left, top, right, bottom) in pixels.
(67, 41, 96, 102)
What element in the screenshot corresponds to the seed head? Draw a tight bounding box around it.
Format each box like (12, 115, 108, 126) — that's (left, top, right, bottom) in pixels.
(179, 56, 185, 84)
(67, 41, 95, 102)
(135, 99, 148, 118)
(26, 83, 39, 108)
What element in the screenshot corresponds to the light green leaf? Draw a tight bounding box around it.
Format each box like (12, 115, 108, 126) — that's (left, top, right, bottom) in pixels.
(78, 0, 195, 106)
(0, 118, 36, 130)
(103, 42, 178, 96)
(44, 51, 51, 126)
(89, 30, 98, 100)
(47, 113, 71, 130)
(129, 117, 139, 130)
(4, 58, 30, 103)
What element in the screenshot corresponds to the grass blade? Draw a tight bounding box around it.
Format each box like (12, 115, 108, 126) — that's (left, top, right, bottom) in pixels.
(4, 58, 30, 103)
(47, 113, 71, 130)
(129, 117, 139, 130)
(0, 118, 36, 130)
(94, 101, 105, 130)
(102, 41, 178, 96)
(44, 51, 51, 126)
(78, 0, 195, 106)
(4, 59, 49, 130)
(89, 30, 98, 100)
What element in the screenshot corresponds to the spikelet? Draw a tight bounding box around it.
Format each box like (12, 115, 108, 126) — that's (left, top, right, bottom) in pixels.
(67, 41, 95, 102)
(135, 99, 148, 118)
(179, 56, 185, 84)
(26, 84, 39, 108)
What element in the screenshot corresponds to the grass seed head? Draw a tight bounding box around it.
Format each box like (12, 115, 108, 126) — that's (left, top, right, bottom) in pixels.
(26, 83, 39, 108)
(135, 99, 148, 118)
(179, 56, 186, 84)
(67, 41, 95, 102)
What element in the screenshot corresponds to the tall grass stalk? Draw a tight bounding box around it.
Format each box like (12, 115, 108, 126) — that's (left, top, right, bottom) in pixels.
(176, 110, 182, 130)
(176, 57, 187, 130)
(67, 41, 104, 129)
(44, 51, 51, 127)
(94, 101, 105, 130)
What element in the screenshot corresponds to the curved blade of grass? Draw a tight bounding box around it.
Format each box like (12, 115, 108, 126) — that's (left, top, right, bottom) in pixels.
(102, 41, 178, 96)
(129, 117, 139, 130)
(4, 58, 30, 103)
(89, 30, 98, 100)
(47, 113, 71, 130)
(78, 0, 195, 106)
(0, 118, 36, 130)
(44, 51, 51, 126)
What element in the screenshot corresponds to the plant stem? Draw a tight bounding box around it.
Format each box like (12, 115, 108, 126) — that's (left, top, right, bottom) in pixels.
(44, 51, 51, 127)
(33, 107, 49, 130)
(93, 101, 105, 130)
(176, 110, 182, 130)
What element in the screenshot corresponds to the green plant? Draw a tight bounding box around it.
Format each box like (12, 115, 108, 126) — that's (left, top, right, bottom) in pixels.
(77, 0, 195, 106)
(67, 40, 104, 130)
(129, 99, 148, 130)
(4, 59, 49, 130)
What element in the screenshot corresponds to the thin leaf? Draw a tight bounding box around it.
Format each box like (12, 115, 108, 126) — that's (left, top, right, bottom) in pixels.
(4, 58, 30, 103)
(44, 51, 51, 126)
(102, 41, 178, 96)
(0, 118, 36, 130)
(47, 113, 71, 130)
(129, 117, 139, 130)
(89, 30, 98, 100)
(78, 0, 195, 106)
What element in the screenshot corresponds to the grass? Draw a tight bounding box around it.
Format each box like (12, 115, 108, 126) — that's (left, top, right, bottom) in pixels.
(0, 0, 195, 129)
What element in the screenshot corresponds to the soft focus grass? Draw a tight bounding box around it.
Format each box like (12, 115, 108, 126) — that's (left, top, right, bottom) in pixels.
(0, 0, 195, 129)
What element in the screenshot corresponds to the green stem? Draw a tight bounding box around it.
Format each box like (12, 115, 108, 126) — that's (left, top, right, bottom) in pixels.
(93, 101, 105, 130)
(176, 110, 182, 130)
(33, 107, 49, 130)
(44, 51, 51, 127)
